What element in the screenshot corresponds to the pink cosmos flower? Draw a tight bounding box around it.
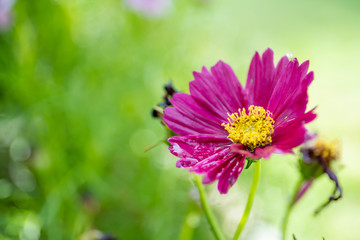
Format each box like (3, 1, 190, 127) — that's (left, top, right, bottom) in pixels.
(163, 48, 316, 194)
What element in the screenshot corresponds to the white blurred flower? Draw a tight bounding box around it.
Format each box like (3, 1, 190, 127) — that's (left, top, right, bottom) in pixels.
(125, 0, 172, 18)
(0, 0, 15, 30)
(245, 221, 281, 240)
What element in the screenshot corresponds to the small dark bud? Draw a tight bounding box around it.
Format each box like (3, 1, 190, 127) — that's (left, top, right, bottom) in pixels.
(151, 82, 179, 120)
(100, 235, 117, 240)
(164, 82, 177, 96)
(151, 109, 159, 118)
(80, 229, 117, 240)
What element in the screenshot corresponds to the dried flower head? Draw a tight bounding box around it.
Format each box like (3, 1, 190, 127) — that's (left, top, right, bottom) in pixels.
(298, 135, 342, 214)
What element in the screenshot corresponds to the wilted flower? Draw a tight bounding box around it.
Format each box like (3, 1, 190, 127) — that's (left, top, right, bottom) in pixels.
(296, 135, 342, 213)
(0, 0, 15, 31)
(164, 48, 316, 193)
(124, 0, 172, 18)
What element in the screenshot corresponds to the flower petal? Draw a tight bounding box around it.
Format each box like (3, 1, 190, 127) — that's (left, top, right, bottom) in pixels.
(168, 93, 226, 135)
(209, 61, 248, 111)
(168, 135, 231, 168)
(217, 156, 245, 194)
(190, 149, 232, 173)
(189, 61, 247, 117)
(168, 135, 245, 193)
(272, 110, 316, 151)
(273, 68, 314, 123)
(267, 59, 313, 119)
(230, 144, 276, 159)
(266, 60, 297, 113)
(201, 154, 246, 194)
(164, 61, 247, 136)
(163, 107, 206, 135)
(245, 48, 276, 107)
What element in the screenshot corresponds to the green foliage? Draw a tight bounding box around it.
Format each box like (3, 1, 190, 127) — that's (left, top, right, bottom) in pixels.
(0, 0, 359, 239)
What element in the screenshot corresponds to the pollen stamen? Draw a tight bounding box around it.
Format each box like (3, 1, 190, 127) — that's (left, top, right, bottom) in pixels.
(222, 105, 275, 149)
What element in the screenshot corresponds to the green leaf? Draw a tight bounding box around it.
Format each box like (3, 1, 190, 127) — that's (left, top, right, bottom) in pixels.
(245, 159, 255, 169)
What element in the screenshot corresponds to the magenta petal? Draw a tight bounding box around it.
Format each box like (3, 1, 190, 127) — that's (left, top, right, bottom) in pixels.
(217, 156, 245, 194)
(254, 146, 276, 159)
(294, 179, 314, 203)
(267, 60, 297, 113)
(164, 60, 247, 136)
(189, 61, 247, 117)
(176, 158, 199, 168)
(268, 59, 313, 121)
(272, 110, 316, 151)
(168, 135, 231, 169)
(170, 93, 222, 125)
(210, 61, 248, 111)
(190, 147, 233, 174)
(303, 108, 317, 123)
(273, 71, 314, 123)
(274, 107, 316, 133)
(200, 154, 245, 194)
(274, 56, 290, 80)
(274, 126, 307, 151)
(169, 135, 230, 158)
(230, 144, 275, 160)
(245, 51, 263, 106)
(245, 48, 276, 108)
(273, 148, 294, 155)
(230, 144, 257, 158)
(197, 153, 235, 179)
(163, 107, 204, 135)
(167, 93, 226, 135)
(262, 49, 276, 85)
(230, 144, 248, 154)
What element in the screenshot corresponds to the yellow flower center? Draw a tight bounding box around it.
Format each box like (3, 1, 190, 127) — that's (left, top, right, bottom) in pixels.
(313, 139, 340, 163)
(222, 105, 275, 149)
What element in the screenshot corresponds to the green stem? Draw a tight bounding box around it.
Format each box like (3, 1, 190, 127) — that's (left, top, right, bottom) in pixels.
(232, 160, 261, 240)
(192, 173, 226, 240)
(281, 178, 303, 240)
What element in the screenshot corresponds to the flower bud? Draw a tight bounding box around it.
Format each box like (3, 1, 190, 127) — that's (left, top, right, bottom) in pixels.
(296, 135, 342, 214)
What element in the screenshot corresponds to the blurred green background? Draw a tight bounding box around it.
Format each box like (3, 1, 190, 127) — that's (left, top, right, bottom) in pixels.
(0, 0, 359, 239)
